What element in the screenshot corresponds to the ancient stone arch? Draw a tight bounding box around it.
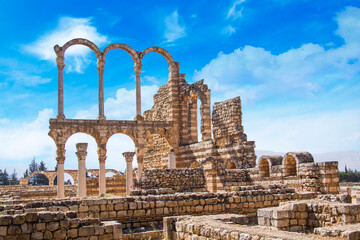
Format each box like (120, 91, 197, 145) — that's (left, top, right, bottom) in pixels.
(141, 46, 175, 68)
(226, 161, 237, 169)
(258, 158, 270, 177)
(26, 171, 55, 186)
(60, 38, 102, 58)
(283, 155, 297, 177)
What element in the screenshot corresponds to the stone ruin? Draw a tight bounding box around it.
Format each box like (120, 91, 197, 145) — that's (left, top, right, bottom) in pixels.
(1, 39, 357, 240)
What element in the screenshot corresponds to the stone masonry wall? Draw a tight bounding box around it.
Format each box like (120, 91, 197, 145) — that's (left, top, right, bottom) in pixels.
(0, 211, 122, 239)
(135, 168, 206, 192)
(258, 200, 360, 232)
(1, 189, 317, 228)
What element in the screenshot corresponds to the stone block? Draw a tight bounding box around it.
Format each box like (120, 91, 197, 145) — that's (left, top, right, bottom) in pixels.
(25, 212, 38, 223)
(53, 229, 66, 240)
(0, 215, 12, 226)
(13, 214, 26, 225)
(31, 232, 43, 240)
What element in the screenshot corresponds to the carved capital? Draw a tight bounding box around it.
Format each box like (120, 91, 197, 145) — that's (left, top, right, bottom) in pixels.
(133, 63, 142, 76)
(56, 156, 65, 165)
(76, 151, 87, 161)
(56, 55, 65, 70)
(123, 152, 135, 162)
(97, 59, 105, 72)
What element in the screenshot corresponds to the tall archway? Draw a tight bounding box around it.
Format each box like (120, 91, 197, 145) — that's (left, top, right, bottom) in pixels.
(28, 173, 49, 186)
(259, 158, 270, 177)
(107, 133, 137, 172)
(284, 156, 297, 176)
(102, 48, 137, 119)
(60, 42, 100, 119)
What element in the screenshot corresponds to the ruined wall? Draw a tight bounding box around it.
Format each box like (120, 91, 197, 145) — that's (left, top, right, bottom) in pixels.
(135, 168, 206, 192)
(0, 211, 122, 239)
(258, 200, 360, 232)
(86, 175, 127, 197)
(142, 75, 256, 171)
(1, 189, 317, 228)
(143, 84, 171, 170)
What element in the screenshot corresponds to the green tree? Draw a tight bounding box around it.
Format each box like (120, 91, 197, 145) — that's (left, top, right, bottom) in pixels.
(0, 169, 9, 185)
(9, 170, 19, 185)
(26, 157, 49, 186)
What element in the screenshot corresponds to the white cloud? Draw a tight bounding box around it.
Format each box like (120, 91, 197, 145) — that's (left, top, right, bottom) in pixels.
(0, 118, 9, 124)
(24, 17, 108, 73)
(74, 85, 159, 120)
(223, 25, 237, 36)
(245, 109, 360, 154)
(193, 7, 360, 103)
(227, 0, 245, 20)
(347, 132, 360, 141)
(164, 10, 186, 43)
(0, 109, 55, 164)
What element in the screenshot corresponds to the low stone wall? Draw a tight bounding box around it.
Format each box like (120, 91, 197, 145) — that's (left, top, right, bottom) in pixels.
(258, 200, 360, 232)
(136, 168, 207, 192)
(0, 211, 122, 239)
(87, 175, 127, 197)
(1, 187, 316, 228)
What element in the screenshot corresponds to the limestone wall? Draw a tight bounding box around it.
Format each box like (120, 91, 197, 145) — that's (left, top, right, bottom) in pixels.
(135, 168, 206, 192)
(1, 189, 317, 228)
(258, 200, 360, 232)
(0, 211, 122, 239)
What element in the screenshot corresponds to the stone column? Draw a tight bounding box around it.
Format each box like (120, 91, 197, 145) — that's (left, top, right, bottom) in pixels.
(123, 152, 135, 196)
(56, 143, 66, 198)
(189, 92, 198, 143)
(168, 62, 181, 163)
(168, 149, 176, 169)
(201, 90, 212, 141)
(76, 143, 88, 198)
(98, 146, 107, 195)
(56, 52, 65, 120)
(97, 57, 106, 120)
(137, 155, 143, 177)
(134, 62, 142, 117)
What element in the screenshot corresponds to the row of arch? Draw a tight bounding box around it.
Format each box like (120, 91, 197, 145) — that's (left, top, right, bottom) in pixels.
(55, 38, 179, 120)
(258, 152, 314, 178)
(21, 169, 122, 186)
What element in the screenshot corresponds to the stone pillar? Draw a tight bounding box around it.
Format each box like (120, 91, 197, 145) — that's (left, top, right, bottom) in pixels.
(134, 62, 142, 117)
(168, 62, 181, 165)
(56, 143, 66, 198)
(97, 57, 106, 120)
(189, 91, 198, 143)
(137, 155, 144, 178)
(98, 146, 107, 195)
(76, 143, 88, 198)
(168, 149, 176, 169)
(201, 90, 212, 141)
(56, 51, 65, 120)
(123, 152, 135, 196)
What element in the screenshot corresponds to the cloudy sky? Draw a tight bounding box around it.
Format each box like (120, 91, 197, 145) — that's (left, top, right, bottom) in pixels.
(0, 0, 359, 177)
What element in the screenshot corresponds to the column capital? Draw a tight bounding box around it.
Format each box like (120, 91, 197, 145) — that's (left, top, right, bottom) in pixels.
(56, 55, 65, 69)
(76, 151, 87, 161)
(56, 156, 65, 165)
(97, 59, 105, 72)
(76, 143, 88, 152)
(123, 152, 135, 162)
(133, 63, 142, 75)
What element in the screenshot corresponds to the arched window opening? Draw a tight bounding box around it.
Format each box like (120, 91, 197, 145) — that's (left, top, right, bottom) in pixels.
(284, 156, 297, 176)
(107, 134, 136, 173)
(227, 162, 236, 169)
(28, 174, 49, 186)
(65, 133, 98, 170)
(63, 45, 99, 119)
(259, 159, 270, 177)
(54, 173, 74, 185)
(141, 52, 170, 117)
(103, 49, 134, 119)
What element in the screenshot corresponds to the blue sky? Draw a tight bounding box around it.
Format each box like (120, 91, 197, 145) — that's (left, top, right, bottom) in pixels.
(0, 0, 359, 175)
